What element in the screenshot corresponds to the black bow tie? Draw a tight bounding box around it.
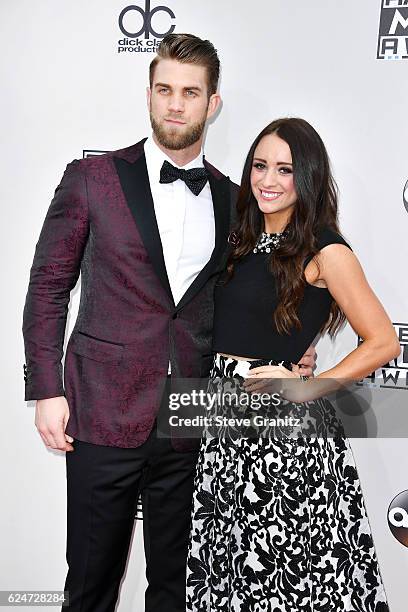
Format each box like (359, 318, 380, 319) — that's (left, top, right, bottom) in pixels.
(159, 160, 209, 196)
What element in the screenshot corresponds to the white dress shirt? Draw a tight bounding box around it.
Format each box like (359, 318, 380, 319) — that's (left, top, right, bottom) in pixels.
(144, 136, 215, 372)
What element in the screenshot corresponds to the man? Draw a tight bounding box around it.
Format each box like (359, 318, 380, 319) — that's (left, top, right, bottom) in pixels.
(22, 34, 314, 612)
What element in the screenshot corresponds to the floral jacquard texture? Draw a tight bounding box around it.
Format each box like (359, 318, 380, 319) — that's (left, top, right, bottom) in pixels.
(22, 141, 236, 450)
(186, 354, 389, 612)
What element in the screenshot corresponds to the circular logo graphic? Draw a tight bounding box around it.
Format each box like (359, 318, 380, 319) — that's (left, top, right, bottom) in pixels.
(388, 490, 408, 547)
(119, 3, 176, 40)
(403, 179, 408, 214)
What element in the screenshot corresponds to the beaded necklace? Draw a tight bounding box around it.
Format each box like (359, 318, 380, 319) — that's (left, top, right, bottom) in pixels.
(253, 230, 288, 254)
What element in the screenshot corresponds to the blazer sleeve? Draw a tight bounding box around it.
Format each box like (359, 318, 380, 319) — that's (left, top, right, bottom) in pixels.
(22, 160, 89, 401)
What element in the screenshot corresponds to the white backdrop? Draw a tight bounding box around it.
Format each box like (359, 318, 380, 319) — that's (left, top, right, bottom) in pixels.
(1, 0, 407, 610)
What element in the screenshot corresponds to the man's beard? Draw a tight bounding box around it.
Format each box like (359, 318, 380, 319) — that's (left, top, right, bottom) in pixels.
(150, 112, 207, 151)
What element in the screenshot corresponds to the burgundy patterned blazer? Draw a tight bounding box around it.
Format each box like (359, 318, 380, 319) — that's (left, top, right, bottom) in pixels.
(22, 139, 238, 450)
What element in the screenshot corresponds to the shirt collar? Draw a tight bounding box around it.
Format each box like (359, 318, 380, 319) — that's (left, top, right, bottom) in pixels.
(144, 135, 205, 185)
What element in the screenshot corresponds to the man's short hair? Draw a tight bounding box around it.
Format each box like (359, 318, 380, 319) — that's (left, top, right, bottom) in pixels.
(149, 33, 220, 97)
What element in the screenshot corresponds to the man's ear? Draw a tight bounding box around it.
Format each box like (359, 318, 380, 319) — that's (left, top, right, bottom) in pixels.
(206, 94, 222, 120)
(146, 86, 151, 110)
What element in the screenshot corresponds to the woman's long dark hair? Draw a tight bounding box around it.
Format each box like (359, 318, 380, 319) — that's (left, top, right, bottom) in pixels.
(226, 117, 346, 336)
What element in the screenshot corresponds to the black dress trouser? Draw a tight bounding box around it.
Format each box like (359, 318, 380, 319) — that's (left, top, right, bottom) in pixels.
(62, 386, 199, 612)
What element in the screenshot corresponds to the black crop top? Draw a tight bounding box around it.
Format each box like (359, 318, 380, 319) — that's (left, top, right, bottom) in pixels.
(212, 227, 352, 363)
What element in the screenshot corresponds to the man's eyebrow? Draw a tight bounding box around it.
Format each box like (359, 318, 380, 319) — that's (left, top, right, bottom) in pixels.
(154, 83, 203, 92)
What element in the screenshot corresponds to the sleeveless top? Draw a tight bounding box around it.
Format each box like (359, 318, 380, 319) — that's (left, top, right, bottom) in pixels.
(212, 227, 352, 363)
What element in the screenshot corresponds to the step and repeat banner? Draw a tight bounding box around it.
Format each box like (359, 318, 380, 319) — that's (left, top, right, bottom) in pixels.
(2, 0, 408, 609)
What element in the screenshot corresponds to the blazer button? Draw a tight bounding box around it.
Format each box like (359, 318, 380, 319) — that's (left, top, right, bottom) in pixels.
(172, 312, 178, 320)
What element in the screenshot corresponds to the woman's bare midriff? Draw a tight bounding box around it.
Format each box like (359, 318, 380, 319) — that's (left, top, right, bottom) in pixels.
(218, 352, 258, 361)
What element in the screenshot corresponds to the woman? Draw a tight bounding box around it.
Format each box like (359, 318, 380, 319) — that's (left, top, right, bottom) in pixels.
(185, 118, 399, 611)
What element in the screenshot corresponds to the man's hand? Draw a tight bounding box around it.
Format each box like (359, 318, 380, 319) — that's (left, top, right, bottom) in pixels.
(292, 344, 316, 378)
(35, 396, 74, 452)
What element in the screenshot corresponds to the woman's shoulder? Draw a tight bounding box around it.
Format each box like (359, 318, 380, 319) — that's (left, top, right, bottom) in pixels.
(303, 226, 353, 269)
(315, 226, 352, 252)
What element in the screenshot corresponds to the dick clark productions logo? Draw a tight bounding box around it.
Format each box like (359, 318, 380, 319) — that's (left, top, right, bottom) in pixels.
(117, 1, 176, 54)
(388, 491, 408, 547)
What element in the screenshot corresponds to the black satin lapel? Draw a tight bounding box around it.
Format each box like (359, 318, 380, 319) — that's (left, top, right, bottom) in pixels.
(113, 154, 174, 304)
(209, 172, 231, 273)
(176, 173, 231, 310)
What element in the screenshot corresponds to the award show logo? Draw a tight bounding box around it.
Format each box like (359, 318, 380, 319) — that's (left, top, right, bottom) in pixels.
(358, 323, 407, 389)
(388, 490, 408, 546)
(117, 1, 176, 55)
(377, 0, 408, 59)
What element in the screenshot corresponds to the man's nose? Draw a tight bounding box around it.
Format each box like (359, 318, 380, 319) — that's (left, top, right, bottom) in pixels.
(167, 93, 185, 113)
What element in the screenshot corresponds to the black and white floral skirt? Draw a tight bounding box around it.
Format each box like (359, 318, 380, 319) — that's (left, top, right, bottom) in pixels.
(186, 354, 389, 612)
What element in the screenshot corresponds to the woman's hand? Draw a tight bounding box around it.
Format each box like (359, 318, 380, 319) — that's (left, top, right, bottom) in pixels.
(243, 364, 338, 402)
(294, 345, 316, 377)
(243, 364, 300, 395)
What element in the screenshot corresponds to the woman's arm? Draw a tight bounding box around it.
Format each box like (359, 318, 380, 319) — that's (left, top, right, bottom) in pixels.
(244, 243, 400, 399)
(315, 243, 400, 380)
